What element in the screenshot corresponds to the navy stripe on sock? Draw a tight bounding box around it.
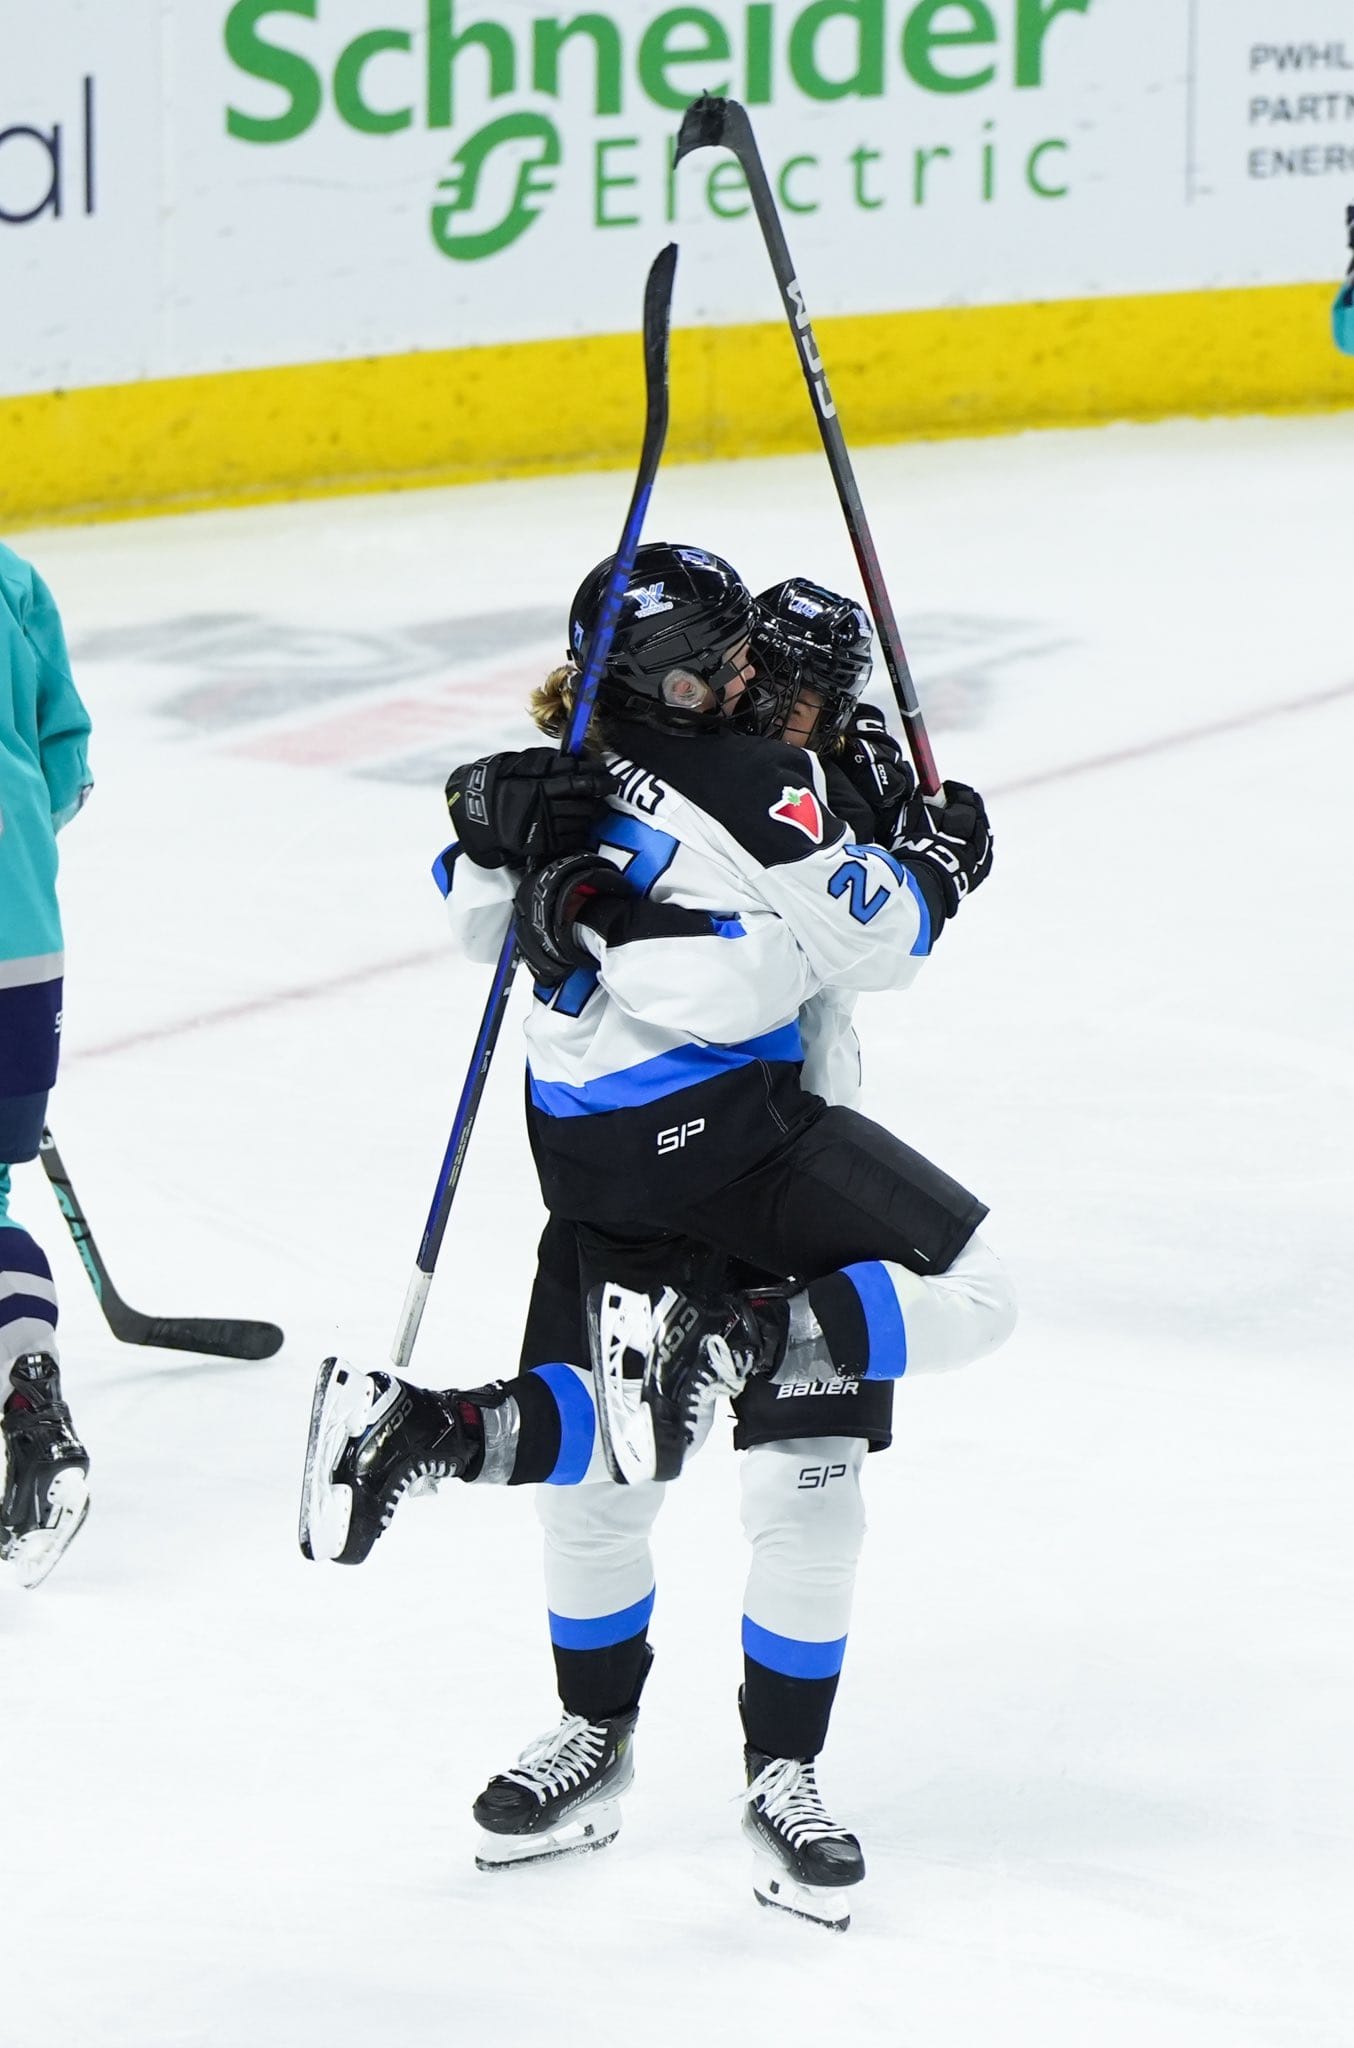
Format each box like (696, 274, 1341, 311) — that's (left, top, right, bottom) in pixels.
(0, 1231, 54, 1282)
(0, 1293, 57, 1333)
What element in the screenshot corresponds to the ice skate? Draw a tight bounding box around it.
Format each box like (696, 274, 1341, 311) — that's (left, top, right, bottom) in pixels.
(589, 1281, 785, 1483)
(741, 1749, 865, 1932)
(472, 1703, 640, 1870)
(298, 1356, 483, 1565)
(0, 1355, 91, 1590)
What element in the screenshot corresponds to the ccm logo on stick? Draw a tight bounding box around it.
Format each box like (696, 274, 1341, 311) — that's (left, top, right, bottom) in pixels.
(657, 1118, 705, 1154)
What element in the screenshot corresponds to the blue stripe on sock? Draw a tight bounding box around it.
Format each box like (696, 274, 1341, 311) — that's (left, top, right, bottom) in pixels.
(742, 1616, 848, 1680)
(531, 1362, 596, 1485)
(549, 1589, 654, 1651)
(841, 1260, 907, 1379)
(0, 1293, 58, 1333)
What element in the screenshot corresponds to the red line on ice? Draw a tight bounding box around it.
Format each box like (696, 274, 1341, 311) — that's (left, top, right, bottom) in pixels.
(988, 677, 1354, 795)
(70, 947, 445, 1063)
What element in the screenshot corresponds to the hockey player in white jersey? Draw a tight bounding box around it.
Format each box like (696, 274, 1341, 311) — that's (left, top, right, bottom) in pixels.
(300, 544, 1014, 1924)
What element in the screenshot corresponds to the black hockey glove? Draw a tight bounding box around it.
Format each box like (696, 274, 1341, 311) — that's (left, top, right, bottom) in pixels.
(446, 748, 613, 870)
(512, 853, 631, 986)
(513, 854, 733, 985)
(837, 707, 916, 842)
(893, 780, 994, 924)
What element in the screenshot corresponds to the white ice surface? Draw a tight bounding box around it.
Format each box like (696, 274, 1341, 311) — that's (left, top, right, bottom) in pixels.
(2, 415, 1352, 2047)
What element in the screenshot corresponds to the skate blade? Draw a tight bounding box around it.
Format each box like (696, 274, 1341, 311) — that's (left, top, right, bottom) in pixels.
(589, 1286, 657, 1485)
(8, 1467, 91, 1590)
(298, 1356, 369, 1562)
(751, 1864, 857, 1933)
(474, 1800, 622, 1871)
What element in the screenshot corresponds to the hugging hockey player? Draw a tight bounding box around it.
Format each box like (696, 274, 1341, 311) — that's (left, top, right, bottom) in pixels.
(300, 543, 1015, 1927)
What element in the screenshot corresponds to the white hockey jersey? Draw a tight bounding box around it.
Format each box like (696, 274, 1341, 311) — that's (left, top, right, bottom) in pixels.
(438, 718, 936, 1220)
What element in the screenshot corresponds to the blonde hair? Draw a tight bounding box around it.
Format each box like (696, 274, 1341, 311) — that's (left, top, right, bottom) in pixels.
(529, 664, 610, 753)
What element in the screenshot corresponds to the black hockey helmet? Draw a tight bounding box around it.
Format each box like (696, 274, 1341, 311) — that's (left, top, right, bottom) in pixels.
(750, 578, 874, 747)
(568, 542, 756, 727)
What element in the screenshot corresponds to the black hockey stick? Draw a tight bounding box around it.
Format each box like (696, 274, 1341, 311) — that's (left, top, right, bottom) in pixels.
(389, 241, 678, 1373)
(675, 95, 941, 797)
(39, 1128, 284, 1360)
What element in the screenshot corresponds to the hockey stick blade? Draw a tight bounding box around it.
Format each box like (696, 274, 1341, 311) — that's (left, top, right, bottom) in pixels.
(564, 240, 676, 749)
(109, 1312, 284, 1361)
(39, 1130, 284, 1361)
(675, 94, 735, 163)
(674, 96, 941, 796)
(389, 244, 678, 1374)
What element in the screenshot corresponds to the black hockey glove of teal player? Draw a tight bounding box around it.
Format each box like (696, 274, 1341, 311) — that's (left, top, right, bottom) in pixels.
(836, 707, 916, 843)
(514, 852, 744, 987)
(892, 781, 994, 931)
(446, 748, 614, 870)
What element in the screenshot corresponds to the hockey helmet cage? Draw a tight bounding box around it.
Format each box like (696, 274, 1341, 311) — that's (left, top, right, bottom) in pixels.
(751, 578, 874, 747)
(568, 543, 756, 726)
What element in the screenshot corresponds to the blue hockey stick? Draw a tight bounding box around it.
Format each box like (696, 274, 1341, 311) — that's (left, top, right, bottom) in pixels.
(390, 243, 678, 1372)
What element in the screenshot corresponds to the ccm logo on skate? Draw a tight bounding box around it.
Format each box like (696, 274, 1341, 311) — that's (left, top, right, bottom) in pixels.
(657, 1118, 705, 1154)
(797, 1463, 848, 1490)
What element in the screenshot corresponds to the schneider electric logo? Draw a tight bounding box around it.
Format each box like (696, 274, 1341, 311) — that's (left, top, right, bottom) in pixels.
(224, 1, 1092, 261)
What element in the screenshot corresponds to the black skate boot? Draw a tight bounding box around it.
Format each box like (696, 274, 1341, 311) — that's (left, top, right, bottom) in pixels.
(472, 1661, 648, 1870)
(589, 1281, 788, 1483)
(298, 1357, 505, 1565)
(0, 1355, 91, 1589)
(741, 1747, 866, 1932)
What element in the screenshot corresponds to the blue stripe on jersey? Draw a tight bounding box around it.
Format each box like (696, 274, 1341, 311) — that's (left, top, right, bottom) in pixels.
(528, 1021, 803, 1119)
(431, 843, 459, 898)
(841, 1260, 908, 1378)
(710, 917, 746, 938)
(902, 867, 932, 956)
(742, 1615, 848, 1680)
(549, 1588, 655, 1651)
(531, 1362, 596, 1484)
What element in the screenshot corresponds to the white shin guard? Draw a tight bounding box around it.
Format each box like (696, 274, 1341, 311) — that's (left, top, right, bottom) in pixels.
(740, 1437, 867, 1657)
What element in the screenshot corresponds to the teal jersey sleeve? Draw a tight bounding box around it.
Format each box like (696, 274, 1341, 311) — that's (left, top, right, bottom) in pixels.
(20, 557, 93, 830)
(0, 544, 93, 969)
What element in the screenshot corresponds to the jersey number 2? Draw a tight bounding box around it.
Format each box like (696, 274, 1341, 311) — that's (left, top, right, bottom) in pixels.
(827, 855, 888, 925)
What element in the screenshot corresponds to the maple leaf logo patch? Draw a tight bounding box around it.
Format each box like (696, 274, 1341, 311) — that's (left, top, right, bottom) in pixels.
(769, 785, 823, 842)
